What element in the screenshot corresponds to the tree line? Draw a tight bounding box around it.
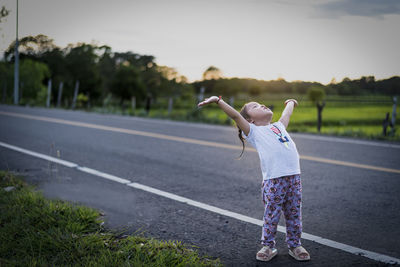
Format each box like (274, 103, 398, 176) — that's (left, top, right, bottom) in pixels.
(1, 34, 399, 111)
(194, 69, 400, 98)
(0, 35, 193, 111)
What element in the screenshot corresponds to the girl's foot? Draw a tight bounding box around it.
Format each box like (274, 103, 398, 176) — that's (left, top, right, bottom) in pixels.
(289, 246, 310, 261)
(256, 246, 278, 261)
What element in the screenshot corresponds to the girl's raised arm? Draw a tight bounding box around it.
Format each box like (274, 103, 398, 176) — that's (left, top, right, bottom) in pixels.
(198, 96, 250, 135)
(279, 99, 298, 128)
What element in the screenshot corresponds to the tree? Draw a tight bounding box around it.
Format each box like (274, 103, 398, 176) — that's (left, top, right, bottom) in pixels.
(202, 66, 222, 80)
(268, 78, 292, 93)
(376, 76, 400, 95)
(113, 52, 156, 71)
(157, 65, 187, 84)
(0, 6, 9, 20)
(0, 6, 10, 38)
(3, 35, 70, 106)
(112, 52, 162, 113)
(249, 84, 262, 96)
(4, 34, 57, 62)
(141, 66, 163, 114)
(292, 81, 321, 94)
(307, 86, 326, 133)
(1, 59, 49, 105)
(336, 77, 358, 95)
(41, 47, 68, 105)
(17, 59, 50, 105)
(213, 78, 241, 104)
(358, 76, 376, 93)
(0, 61, 12, 102)
(64, 43, 102, 104)
(97, 45, 115, 99)
(111, 65, 144, 106)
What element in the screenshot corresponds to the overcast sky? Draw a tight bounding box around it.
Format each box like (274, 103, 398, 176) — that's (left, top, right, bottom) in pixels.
(1, 0, 399, 84)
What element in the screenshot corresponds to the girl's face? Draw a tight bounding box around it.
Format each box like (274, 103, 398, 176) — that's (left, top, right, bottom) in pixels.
(246, 102, 273, 124)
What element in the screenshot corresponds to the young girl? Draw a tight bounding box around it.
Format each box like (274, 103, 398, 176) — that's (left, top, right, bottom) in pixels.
(198, 96, 311, 262)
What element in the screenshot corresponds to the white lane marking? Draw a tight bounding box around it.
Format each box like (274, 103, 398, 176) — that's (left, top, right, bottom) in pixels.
(292, 133, 400, 149)
(0, 141, 78, 168)
(126, 182, 262, 226)
(77, 166, 131, 184)
(0, 141, 399, 265)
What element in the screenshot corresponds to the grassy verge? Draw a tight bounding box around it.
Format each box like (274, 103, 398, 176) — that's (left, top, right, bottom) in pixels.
(8, 93, 400, 142)
(0, 171, 222, 267)
(149, 96, 400, 142)
(89, 104, 400, 142)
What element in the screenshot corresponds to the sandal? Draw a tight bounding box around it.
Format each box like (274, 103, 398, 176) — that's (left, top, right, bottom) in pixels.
(289, 246, 310, 261)
(256, 246, 278, 261)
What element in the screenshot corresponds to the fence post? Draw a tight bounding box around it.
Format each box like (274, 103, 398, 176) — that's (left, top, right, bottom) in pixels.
(131, 96, 136, 114)
(71, 80, 79, 109)
(390, 96, 397, 136)
(2, 81, 6, 103)
(87, 93, 91, 109)
(145, 95, 151, 115)
(317, 101, 326, 133)
(229, 96, 235, 107)
(46, 79, 52, 108)
(383, 112, 390, 136)
(198, 86, 205, 102)
(57, 81, 63, 108)
(168, 97, 173, 116)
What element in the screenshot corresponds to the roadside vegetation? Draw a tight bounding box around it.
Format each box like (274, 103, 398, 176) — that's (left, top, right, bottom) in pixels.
(1, 34, 399, 141)
(0, 171, 222, 266)
(89, 94, 400, 142)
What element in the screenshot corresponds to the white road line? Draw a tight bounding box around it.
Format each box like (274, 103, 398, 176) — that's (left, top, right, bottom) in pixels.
(77, 166, 131, 184)
(0, 141, 78, 168)
(126, 182, 263, 226)
(0, 141, 399, 265)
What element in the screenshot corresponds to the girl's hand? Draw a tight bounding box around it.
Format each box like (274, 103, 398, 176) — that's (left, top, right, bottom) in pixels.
(284, 99, 298, 107)
(198, 96, 219, 107)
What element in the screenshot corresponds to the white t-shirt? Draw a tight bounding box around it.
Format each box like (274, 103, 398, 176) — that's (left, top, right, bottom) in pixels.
(244, 121, 301, 180)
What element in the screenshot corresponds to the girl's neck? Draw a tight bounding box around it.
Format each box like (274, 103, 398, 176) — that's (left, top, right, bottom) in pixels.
(253, 119, 271, 126)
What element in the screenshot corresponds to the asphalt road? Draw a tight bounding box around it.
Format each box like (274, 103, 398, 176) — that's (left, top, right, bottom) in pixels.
(1, 104, 400, 266)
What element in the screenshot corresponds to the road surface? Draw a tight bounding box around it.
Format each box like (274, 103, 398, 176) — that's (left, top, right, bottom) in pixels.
(1, 104, 399, 266)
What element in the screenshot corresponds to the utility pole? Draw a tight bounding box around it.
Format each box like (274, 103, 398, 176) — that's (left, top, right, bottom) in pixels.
(13, 0, 19, 105)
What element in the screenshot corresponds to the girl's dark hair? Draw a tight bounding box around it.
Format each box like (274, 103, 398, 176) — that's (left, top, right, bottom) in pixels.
(237, 103, 251, 159)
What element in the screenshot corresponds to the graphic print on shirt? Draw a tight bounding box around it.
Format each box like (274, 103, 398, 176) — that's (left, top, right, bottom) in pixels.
(270, 124, 290, 148)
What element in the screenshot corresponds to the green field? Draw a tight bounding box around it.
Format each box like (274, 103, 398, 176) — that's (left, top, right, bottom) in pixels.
(91, 94, 400, 141)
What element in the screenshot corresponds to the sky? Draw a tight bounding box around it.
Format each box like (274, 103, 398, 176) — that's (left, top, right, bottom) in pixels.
(1, 0, 399, 84)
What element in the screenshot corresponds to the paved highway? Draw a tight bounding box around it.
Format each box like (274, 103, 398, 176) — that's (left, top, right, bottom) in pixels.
(1, 104, 399, 266)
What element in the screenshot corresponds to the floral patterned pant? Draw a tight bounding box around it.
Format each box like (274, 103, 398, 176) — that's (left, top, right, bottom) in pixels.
(261, 174, 302, 249)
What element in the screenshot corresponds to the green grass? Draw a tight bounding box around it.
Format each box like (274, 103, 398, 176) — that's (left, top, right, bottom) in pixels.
(0, 171, 222, 267)
(67, 94, 400, 141)
(148, 96, 400, 141)
(136, 104, 399, 141)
